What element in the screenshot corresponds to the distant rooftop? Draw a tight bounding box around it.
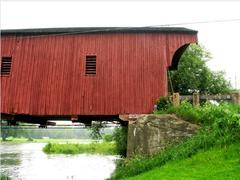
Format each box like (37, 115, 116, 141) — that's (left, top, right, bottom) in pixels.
(1, 27, 197, 36)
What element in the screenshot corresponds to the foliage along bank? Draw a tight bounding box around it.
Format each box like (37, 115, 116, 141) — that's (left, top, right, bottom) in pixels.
(169, 44, 231, 94)
(42, 126, 128, 156)
(110, 102, 240, 179)
(43, 141, 117, 155)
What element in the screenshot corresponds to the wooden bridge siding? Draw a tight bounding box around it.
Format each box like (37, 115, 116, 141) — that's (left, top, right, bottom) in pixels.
(1, 33, 197, 116)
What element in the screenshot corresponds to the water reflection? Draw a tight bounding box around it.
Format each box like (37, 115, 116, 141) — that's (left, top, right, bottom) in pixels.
(1, 153, 21, 166)
(0, 143, 118, 180)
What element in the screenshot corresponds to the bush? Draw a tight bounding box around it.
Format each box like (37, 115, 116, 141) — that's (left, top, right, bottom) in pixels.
(103, 134, 113, 142)
(168, 101, 200, 124)
(156, 96, 172, 112)
(0, 175, 11, 180)
(112, 126, 128, 157)
(111, 102, 240, 179)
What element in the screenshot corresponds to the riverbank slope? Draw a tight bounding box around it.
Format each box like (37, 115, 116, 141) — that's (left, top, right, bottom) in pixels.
(110, 102, 240, 179)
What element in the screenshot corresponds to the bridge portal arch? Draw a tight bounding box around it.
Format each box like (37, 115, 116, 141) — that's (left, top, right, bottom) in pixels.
(169, 43, 194, 70)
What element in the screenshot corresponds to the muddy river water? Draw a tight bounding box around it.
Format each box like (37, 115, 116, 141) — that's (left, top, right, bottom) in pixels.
(0, 143, 118, 180)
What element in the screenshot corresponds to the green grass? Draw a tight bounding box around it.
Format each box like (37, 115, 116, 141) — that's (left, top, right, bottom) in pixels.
(0, 175, 11, 180)
(111, 127, 239, 179)
(110, 102, 240, 179)
(43, 142, 117, 155)
(124, 143, 240, 180)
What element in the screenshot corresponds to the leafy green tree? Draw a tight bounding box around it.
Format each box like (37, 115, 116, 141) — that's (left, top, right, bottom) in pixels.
(88, 123, 103, 140)
(207, 71, 232, 94)
(170, 44, 231, 95)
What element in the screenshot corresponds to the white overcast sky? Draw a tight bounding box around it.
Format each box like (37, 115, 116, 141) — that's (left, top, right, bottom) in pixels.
(1, 0, 240, 88)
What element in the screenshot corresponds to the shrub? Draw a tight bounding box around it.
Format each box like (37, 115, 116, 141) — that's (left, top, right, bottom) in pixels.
(170, 101, 200, 123)
(111, 102, 240, 179)
(156, 96, 172, 112)
(0, 175, 11, 180)
(112, 126, 128, 157)
(103, 134, 113, 142)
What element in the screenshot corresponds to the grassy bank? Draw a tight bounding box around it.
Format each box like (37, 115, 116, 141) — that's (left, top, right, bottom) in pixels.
(0, 175, 11, 180)
(124, 143, 240, 180)
(0, 137, 94, 144)
(43, 142, 117, 155)
(110, 102, 240, 179)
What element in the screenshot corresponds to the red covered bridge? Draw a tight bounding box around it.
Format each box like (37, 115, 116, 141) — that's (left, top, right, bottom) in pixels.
(1, 27, 197, 124)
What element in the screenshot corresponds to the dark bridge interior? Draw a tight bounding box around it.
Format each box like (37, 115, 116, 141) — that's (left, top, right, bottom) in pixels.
(1, 114, 126, 128)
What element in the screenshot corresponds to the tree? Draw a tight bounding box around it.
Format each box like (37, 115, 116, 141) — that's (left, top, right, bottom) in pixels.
(88, 123, 103, 140)
(207, 71, 232, 94)
(169, 44, 231, 95)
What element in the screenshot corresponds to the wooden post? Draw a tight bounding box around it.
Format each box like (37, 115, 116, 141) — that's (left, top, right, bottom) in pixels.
(193, 93, 200, 107)
(168, 95, 173, 104)
(231, 92, 240, 105)
(172, 93, 180, 106)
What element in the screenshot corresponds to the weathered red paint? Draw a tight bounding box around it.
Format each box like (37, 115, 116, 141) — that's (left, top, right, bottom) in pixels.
(1, 29, 197, 116)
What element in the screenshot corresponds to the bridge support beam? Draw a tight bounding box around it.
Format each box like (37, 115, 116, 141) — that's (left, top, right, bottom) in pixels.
(126, 114, 200, 157)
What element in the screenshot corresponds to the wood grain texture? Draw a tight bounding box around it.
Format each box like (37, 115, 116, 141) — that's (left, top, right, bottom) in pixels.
(1, 32, 197, 116)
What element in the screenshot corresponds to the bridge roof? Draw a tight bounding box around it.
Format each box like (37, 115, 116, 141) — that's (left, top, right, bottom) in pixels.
(1, 27, 197, 36)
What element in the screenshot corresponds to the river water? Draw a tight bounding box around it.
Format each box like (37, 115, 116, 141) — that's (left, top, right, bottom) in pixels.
(0, 143, 118, 180)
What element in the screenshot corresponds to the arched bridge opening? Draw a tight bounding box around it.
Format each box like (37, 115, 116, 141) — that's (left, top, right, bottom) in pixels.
(169, 43, 191, 71)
